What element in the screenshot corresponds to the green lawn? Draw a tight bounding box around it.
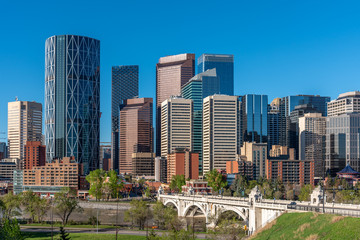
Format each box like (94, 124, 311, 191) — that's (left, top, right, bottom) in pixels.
(251, 212, 360, 240)
(24, 232, 145, 239)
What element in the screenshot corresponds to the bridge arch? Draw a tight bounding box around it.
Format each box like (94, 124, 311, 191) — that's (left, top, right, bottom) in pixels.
(214, 205, 248, 225)
(183, 203, 208, 222)
(163, 199, 179, 213)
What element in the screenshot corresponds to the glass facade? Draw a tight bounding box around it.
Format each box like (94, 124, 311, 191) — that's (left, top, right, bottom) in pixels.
(326, 113, 360, 175)
(181, 68, 219, 174)
(278, 95, 330, 146)
(197, 54, 234, 96)
(241, 94, 268, 145)
(111, 65, 139, 171)
(45, 35, 100, 174)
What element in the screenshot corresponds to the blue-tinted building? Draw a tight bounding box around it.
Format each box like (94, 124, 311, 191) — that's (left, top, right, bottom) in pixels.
(278, 95, 330, 147)
(45, 35, 100, 174)
(240, 94, 268, 145)
(197, 54, 234, 95)
(111, 66, 139, 172)
(181, 68, 219, 174)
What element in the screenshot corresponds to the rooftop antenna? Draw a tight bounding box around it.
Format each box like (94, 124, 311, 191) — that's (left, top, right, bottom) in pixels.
(15, 96, 18, 101)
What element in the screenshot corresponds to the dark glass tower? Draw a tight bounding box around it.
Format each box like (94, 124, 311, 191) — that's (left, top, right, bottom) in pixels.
(181, 68, 219, 174)
(111, 65, 139, 172)
(198, 54, 234, 95)
(45, 35, 100, 174)
(240, 94, 268, 146)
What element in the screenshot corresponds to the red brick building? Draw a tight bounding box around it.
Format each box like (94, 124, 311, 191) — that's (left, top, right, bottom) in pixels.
(266, 159, 315, 185)
(24, 141, 46, 170)
(167, 149, 199, 183)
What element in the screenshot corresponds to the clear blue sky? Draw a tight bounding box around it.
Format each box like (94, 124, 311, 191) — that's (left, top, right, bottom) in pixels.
(1, 0, 360, 143)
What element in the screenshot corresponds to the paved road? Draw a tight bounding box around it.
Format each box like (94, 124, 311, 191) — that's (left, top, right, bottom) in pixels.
(21, 226, 207, 239)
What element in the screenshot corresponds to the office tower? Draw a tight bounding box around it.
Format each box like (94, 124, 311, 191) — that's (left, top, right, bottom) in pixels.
(0, 158, 21, 180)
(111, 65, 139, 172)
(203, 95, 239, 174)
(326, 92, 360, 175)
(24, 141, 46, 170)
(197, 54, 234, 95)
(240, 94, 268, 146)
(119, 98, 153, 174)
(167, 148, 199, 183)
(327, 91, 360, 116)
(8, 100, 42, 160)
(155, 156, 167, 182)
(240, 142, 267, 180)
(278, 95, 330, 147)
(268, 98, 280, 150)
(99, 143, 111, 170)
(288, 104, 321, 159)
(299, 113, 326, 178)
(132, 152, 155, 176)
(181, 68, 219, 174)
(0, 142, 7, 159)
(45, 35, 100, 174)
(161, 96, 192, 160)
(156, 53, 195, 155)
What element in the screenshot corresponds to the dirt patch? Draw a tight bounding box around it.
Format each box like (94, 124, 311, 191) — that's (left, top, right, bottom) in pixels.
(306, 234, 318, 240)
(310, 212, 319, 219)
(331, 216, 345, 223)
(294, 223, 310, 234)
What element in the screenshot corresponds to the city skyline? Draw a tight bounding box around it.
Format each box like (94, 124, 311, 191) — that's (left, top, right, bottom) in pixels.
(2, 1, 360, 143)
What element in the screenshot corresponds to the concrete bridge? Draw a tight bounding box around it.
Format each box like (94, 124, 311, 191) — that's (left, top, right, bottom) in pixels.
(158, 186, 360, 233)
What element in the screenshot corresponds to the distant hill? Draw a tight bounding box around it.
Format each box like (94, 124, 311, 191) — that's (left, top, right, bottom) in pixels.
(250, 212, 360, 240)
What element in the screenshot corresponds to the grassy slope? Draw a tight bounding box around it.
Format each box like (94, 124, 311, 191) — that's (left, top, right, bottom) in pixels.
(24, 232, 145, 239)
(251, 212, 360, 240)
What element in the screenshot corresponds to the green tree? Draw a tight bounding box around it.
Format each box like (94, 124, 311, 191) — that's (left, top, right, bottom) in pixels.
(170, 175, 186, 193)
(21, 191, 38, 223)
(298, 184, 314, 201)
(54, 188, 83, 226)
(0, 219, 24, 240)
(1, 192, 21, 219)
(106, 169, 123, 198)
(205, 170, 228, 193)
(124, 200, 152, 230)
(86, 169, 106, 201)
(231, 175, 248, 197)
(59, 226, 71, 240)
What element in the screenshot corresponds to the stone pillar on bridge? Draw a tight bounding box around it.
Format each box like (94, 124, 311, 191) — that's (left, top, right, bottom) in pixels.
(310, 186, 327, 206)
(248, 186, 263, 233)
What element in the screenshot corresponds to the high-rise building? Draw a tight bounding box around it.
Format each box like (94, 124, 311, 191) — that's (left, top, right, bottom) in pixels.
(111, 65, 139, 172)
(119, 98, 153, 174)
(24, 141, 46, 170)
(45, 35, 100, 174)
(326, 92, 360, 175)
(154, 156, 167, 182)
(240, 94, 268, 145)
(156, 53, 195, 155)
(327, 91, 360, 116)
(0, 142, 7, 160)
(197, 54, 234, 95)
(99, 143, 111, 170)
(181, 68, 220, 174)
(203, 95, 239, 174)
(268, 98, 280, 150)
(132, 152, 155, 177)
(240, 142, 267, 180)
(161, 96, 192, 160)
(8, 100, 42, 160)
(278, 95, 330, 147)
(288, 104, 321, 159)
(299, 113, 326, 178)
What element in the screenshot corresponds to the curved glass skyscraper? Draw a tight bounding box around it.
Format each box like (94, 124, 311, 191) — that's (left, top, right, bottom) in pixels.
(45, 35, 100, 174)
